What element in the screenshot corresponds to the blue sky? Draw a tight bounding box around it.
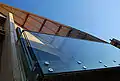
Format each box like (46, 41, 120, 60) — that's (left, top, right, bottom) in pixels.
(1, 0, 120, 42)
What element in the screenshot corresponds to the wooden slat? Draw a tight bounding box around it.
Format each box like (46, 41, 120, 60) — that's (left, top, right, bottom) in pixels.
(22, 14, 29, 27)
(39, 19, 47, 32)
(0, 6, 9, 16)
(41, 26, 55, 34)
(44, 20, 60, 32)
(55, 25, 62, 35)
(57, 26, 71, 36)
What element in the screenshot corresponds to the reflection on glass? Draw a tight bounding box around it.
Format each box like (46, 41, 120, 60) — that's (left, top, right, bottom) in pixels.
(24, 31, 120, 74)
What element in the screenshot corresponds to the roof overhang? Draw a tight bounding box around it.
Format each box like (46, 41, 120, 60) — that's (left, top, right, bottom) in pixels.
(0, 3, 108, 43)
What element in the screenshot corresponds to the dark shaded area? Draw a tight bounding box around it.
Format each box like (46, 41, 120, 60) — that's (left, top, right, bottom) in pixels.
(0, 13, 6, 71)
(43, 67, 120, 81)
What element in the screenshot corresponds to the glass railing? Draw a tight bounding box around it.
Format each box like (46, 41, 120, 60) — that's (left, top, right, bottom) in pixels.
(16, 28, 120, 80)
(27, 31, 120, 74)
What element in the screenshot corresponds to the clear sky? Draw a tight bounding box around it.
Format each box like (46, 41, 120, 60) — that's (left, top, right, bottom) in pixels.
(1, 0, 120, 42)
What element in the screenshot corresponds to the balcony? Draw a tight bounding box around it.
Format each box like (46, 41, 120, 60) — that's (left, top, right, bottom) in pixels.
(16, 28, 120, 81)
